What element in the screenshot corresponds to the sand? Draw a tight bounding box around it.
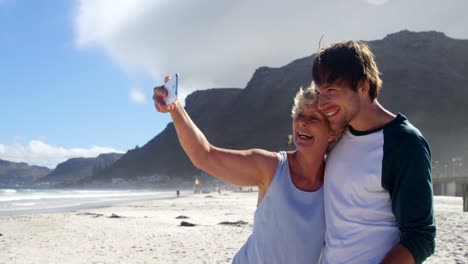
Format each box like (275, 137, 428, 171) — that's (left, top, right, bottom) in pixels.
(0, 192, 466, 263)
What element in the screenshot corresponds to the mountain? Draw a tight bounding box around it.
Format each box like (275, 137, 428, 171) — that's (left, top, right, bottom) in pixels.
(37, 153, 123, 187)
(0, 159, 51, 187)
(92, 30, 468, 185)
(370, 30, 468, 168)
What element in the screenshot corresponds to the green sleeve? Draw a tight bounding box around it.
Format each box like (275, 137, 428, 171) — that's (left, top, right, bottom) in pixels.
(382, 124, 436, 264)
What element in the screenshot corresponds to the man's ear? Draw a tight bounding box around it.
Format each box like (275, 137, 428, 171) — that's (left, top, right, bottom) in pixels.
(358, 79, 370, 95)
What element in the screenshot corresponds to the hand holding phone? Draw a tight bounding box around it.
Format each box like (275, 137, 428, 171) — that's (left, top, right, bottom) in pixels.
(164, 73, 179, 105)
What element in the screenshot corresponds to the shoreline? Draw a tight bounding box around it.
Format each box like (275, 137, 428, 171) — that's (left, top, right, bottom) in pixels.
(0, 189, 183, 217)
(0, 194, 466, 263)
(0, 194, 181, 217)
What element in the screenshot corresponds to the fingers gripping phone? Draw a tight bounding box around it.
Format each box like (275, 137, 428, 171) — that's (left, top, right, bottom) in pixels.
(164, 73, 179, 104)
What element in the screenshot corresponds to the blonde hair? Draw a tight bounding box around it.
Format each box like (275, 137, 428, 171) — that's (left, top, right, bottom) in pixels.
(291, 84, 318, 119)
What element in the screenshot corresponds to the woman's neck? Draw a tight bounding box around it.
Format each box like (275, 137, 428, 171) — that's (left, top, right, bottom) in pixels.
(288, 150, 325, 191)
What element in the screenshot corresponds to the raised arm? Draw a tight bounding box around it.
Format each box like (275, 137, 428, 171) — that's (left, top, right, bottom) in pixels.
(153, 83, 278, 187)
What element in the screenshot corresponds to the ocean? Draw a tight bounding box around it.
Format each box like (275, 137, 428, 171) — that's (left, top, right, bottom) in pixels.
(0, 188, 177, 216)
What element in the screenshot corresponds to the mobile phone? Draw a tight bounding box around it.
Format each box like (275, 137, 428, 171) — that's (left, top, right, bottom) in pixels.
(164, 73, 179, 105)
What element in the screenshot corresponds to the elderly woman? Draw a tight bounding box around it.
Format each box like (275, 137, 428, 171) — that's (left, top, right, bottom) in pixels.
(153, 79, 335, 264)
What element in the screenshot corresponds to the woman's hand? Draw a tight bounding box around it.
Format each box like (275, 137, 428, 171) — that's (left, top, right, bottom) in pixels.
(153, 76, 176, 113)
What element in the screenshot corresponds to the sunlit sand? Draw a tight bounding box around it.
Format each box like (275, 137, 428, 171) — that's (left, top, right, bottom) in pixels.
(0, 192, 466, 263)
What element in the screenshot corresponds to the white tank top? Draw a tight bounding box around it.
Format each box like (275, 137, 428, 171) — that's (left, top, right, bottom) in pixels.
(232, 151, 325, 264)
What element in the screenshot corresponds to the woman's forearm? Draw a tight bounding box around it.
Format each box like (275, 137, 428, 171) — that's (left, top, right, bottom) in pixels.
(159, 94, 276, 187)
(169, 100, 211, 169)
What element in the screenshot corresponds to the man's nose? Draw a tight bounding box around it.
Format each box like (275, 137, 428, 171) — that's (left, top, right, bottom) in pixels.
(318, 96, 331, 111)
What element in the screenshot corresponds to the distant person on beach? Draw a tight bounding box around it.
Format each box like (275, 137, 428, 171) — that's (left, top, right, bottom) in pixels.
(154, 80, 336, 264)
(313, 41, 435, 263)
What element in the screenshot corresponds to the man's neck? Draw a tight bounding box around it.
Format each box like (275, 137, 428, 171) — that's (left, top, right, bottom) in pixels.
(349, 100, 396, 132)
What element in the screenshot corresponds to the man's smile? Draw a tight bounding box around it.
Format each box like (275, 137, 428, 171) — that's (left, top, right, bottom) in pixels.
(324, 109, 339, 119)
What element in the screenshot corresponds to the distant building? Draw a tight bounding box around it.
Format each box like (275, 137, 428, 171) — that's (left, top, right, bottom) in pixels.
(433, 176, 468, 197)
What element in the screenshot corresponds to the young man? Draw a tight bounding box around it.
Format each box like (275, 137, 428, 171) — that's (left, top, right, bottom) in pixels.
(313, 41, 435, 264)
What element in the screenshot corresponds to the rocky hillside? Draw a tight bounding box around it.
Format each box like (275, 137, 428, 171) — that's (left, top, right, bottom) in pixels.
(37, 153, 123, 187)
(93, 30, 468, 185)
(0, 159, 51, 187)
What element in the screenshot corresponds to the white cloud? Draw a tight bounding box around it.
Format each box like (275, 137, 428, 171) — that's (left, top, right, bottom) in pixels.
(364, 0, 390, 5)
(74, 0, 468, 96)
(130, 87, 146, 104)
(75, 0, 158, 47)
(0, 140, 124, 168)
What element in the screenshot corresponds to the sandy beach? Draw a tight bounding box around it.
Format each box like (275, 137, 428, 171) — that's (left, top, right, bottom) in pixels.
(0, 192, 466, 264)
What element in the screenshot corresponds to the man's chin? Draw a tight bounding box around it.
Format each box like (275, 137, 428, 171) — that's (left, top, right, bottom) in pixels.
(331, 122, 347, 135)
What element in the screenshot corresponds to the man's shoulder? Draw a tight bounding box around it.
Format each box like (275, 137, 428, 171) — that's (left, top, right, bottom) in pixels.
(383, 114, 430, 157)
(385, 114, 426, 142)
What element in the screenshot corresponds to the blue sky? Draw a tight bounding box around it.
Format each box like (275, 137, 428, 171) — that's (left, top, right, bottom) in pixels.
(1, 0, 467, 168)
(1, 0, 171, 167)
